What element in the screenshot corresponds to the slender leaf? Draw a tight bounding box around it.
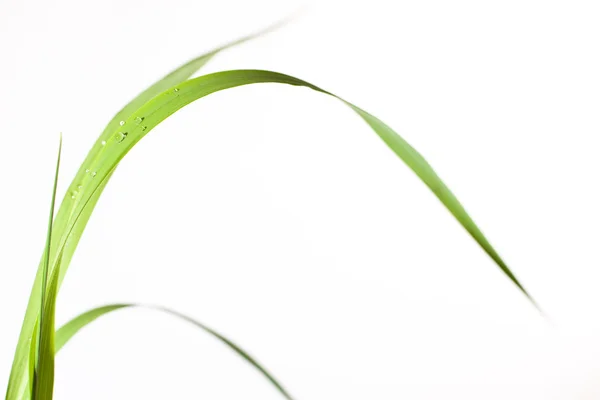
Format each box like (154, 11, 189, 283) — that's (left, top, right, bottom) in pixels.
(26, 322, 38, 396)
(53, 304, 294, 399)
(31, 262, 61, 400)
(74, 69, 534, 303)
(30, 138, 62, 400)
(54, 305, 128, 352)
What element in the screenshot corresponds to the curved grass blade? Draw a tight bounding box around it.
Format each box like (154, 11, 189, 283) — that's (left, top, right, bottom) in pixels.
(53, 304, 294, 400)
(5, 23, 287, 400)
(76, 69, 534, 303)
(53, 305, 126, 353)
(30, 137, 62, 400)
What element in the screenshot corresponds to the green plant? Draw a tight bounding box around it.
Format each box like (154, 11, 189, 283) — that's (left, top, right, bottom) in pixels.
(4, 22, 536, 400)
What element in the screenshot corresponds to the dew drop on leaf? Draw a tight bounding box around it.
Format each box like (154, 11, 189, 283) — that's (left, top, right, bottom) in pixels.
(85, 169, 90, 173)
(115, 131, 128, 143)
(134, 116, 144, 125)
(174, 88, 179, 92)
(119, 120, 125, 126)
(141, 126, 147, 131)
(91, 171, 97, 178)
(101, 140, 106, 146)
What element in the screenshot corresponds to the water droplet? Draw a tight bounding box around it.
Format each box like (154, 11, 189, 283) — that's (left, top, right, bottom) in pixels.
(71, 191, 77, 199)
(141, 125, 147, 131)
(115, 131, 128, 143)
(77, 185, 83, 190)
(85, 169, 90, 173)
(71, 195, 75, 199)
(119, 120, 125, 126)
(174, 88, 179, 92)
(134, 116, 144, 124)
(91, 171, 97, 177)
(101, 140, 106, 146)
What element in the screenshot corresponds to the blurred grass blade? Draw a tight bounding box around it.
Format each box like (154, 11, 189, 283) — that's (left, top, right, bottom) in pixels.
(85, 17, 289, 179)
(5, 23, 286, 400)
(102, 17, 288, 138)
(30, 138, 62, 400)
(54, 304, 294, 400)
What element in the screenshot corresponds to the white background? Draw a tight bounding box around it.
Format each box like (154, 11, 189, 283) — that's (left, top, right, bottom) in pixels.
(1, 0, 599, 399)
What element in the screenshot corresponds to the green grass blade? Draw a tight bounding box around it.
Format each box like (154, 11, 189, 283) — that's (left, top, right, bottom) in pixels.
(71, 69, 534, 303)
(54, 305, 129, 352)
(30, 138, 62, 400)
(26, 322, 38, 396)
(53, 304, 294, 399)
(5, 25, 285, 400)
(346, 105, 531, 298)
(30, 262, 60, 400)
